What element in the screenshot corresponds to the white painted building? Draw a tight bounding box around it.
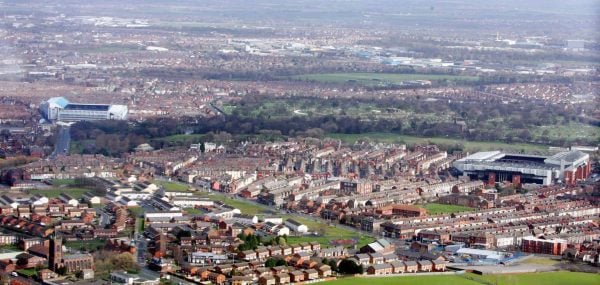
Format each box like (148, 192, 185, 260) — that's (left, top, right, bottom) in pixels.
(284, 219, 308, 233)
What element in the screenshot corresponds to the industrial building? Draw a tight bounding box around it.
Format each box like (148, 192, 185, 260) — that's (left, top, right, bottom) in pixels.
(453, 150, 591, 186)
(40, 97, 128, 122)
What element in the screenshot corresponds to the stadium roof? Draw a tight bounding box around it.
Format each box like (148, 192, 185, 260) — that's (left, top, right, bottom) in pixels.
(64, 103, 110, 111)
(545, 150, 588, 165)
(456, 151, 503, 162)
(47, 96, 69, 108)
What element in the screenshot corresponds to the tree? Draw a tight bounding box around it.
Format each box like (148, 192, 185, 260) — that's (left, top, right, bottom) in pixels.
(328, 260, 338, 272)
(237, 234, 261, 251)
(275, 259, 287, 266)
(265, 258, 277, 268)
(112, 252, 139, 272)
(338, 259, 362, 274)
(200, 142, 206, 153)
(56, 266, 67, 276)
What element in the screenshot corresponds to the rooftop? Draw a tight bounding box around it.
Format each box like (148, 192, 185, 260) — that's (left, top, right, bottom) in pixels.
(64, 103, 110, 111)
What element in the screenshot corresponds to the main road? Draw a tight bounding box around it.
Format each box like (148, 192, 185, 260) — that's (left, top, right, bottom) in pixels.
(51, 126, 71, 158)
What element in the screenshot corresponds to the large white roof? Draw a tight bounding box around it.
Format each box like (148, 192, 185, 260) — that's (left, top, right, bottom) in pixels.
(456, 248, 503, 259)
(457, 151, 504, 162)
(46, 96, 70, 108)
(545, 150, 588, 166)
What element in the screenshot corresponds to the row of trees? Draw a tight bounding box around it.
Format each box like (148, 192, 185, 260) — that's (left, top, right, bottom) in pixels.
(237, 233, 261, 251)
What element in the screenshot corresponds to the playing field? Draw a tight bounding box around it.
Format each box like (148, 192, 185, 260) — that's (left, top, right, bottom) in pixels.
(288, 72, 479, 86)
(321, 272, 600, 285)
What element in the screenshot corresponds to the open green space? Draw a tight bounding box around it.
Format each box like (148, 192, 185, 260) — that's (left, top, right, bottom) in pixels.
(129, 207, 143, 218)
(220, 104, 237, 115)
(26, 188, 88, 199)
(137, 218, 145, 232)
(326, 133, 550, 153)
(322, 275, 482, 285)
(322, 272, 600, 285)
(288, 72, 479, 86)
(17, 268, 38, 277)
(209, 194, 270, 216)
(152, 134, 206, 144)
(421, 203, 474, 215)
(51, 179, 76, 186)
(203, 189, 375, 248)
(183, 207, 203, 215)
(162, 180, 375, 248)
(69, 139, 94, 154)
(156, 180, 190, 192)
(518, 256, 561, 266)
(532, 122, 600, 143)
(64, 239, 106, 252)
(281, 215, 374, 249)
(0, 244, 20, 251)
(468, 271, 600, 285)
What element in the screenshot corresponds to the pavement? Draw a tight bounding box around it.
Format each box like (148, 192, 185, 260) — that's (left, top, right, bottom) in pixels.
(97, 208, 112, 227)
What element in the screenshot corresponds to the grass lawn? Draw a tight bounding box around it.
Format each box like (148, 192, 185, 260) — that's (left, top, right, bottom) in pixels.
(51, 179, 76, 186)
(209, 194, 270, 216)
(323, 272, 600, 285)
(518, 256, 561, 266)
(326, 133, 549, 153)
(288, 72, 479, 86)
(321, 275, 482, 285)
(183, 207, 203, 215)
(17, 268, 37, 277)
(64, 239, 106, 252)
(129, 207, 143, 218)
(0, 244, 20, 251)
(27, 188, 88, 199)
(137, 218, 145, 232)
(156, 180, 190, 192)
(468, 272, 600, 285)
(282, 215, 375, 248)
(421, 203, 474, 215)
